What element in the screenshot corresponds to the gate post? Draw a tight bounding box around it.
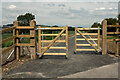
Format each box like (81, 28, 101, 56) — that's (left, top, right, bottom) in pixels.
(38, 26, 42, 57)
(66, 25, 68, 58)
(102, 20, 107, 55)
(115, 23, 119, 56)
(30, 20, 37, 59)
(74, 27, 77, 53)
(14, 20, 20, 60)
(97, 26, 100, 49)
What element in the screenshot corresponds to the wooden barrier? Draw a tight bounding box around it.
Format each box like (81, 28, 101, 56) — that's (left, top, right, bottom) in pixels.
(1, 20, 37, 61)
(38, 26, 68, 58)
(74, 27, 101, 53)
(102, 20, 120, 56)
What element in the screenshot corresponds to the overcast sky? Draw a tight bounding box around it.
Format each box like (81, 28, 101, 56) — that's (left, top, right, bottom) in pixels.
(1, 0, 119, 27)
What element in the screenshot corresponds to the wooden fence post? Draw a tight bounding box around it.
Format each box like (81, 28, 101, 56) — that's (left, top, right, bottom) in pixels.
(102, 20, 107, 55)
(13, 21, 16, 59)
(14, 20, 20, 60)
(66, 25, 68, 58)
(115, 23, 119, 56)
(74, 27, 77, 53)
(97, 26, 100, 49)
(30, 20, 37, 59)
(38, 26, 42, 57)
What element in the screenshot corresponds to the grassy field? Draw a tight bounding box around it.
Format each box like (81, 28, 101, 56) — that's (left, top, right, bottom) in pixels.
(1, 31, 75, 48)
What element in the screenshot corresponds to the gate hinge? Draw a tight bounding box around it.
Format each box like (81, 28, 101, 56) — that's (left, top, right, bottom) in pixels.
(97, 49, 102, 52)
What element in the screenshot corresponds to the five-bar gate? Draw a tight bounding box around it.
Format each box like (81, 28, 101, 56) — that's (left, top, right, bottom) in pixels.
(74, 27, 101, 53)
(37, 26, 68, 58)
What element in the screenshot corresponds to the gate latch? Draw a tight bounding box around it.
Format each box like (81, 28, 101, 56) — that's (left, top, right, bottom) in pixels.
(36, 53, 42, 55)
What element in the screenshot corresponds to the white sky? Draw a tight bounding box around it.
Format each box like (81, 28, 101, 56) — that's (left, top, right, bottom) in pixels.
(1, 0, 119, 27)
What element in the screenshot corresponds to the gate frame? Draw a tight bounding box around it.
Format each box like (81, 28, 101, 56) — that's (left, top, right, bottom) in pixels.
(37, 26, 68, 58)
(74, 27, 101, 54)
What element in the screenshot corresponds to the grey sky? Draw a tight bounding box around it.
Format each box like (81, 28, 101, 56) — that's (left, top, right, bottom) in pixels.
(1, 1, 119, 27)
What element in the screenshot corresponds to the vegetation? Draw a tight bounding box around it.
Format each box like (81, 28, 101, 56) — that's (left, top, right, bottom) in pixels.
(17, 13, 35, 26)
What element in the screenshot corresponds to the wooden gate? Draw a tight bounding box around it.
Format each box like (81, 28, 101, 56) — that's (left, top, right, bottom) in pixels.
(37, 26, 68, 58)
(74, 27, 101, 53)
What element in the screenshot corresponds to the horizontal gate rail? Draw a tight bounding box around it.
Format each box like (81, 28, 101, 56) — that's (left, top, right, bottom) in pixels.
(76, 44, 97, 46)
(41, 34, 66, 36)
(77, 28, 101, 30)
(76, 38, 98, 40)
(41, 40, 66, 43)
(37, 27, 64, 30)
(76, 49, 96, 51)
(76, 33, 98, 35)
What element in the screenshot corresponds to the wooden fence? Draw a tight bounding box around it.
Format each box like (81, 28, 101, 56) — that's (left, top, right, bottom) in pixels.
(0, 20, 37, 61)
(102, 20, 120, 56)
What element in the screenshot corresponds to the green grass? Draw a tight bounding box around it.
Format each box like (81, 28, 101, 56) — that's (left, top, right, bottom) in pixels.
(68, 31, 74, 35)
(1, 30, 75, 48)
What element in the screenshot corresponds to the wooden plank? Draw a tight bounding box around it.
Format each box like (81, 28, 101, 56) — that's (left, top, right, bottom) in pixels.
(102, 20, 107, 54)
(41, 40, 66, 42)
(0, 27, 15, 34)
(78, 28, 100, 30)
(40, 28, 65, 57)
(16, 43, 35, 46)
(75, 27, 77, 53)
(107, 32, 120, 34)
(0, 35, 16, 44)
(76, 49, 95, 51)
(13, 24, 16, 59)
(43, 53, 66, 55)
(16, 35, 35, 38)
(42, 47, 66, 49)
(41, 34, 66, 36)
(77, 33, 98, 35)
(30, 20, 36, 59)
(38, 26, 42, 57)
(107, 25, 120, 27)
(76, 44, 97, 46)
(2, 44, 16, 54)
(14, 21, 20, 60)
(66, 25, 68, 58)
(76, 28, 98, 52)
(115, 23, 119, 56)
(16, 26, 34, 29)
(98, 26, 100, 49)
(107, 39, 120, 42)
(37, 27, 64, 30)
(76, 38, 98, 40)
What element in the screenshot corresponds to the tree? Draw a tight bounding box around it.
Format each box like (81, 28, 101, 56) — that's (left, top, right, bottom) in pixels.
(89, 22, 101, 33)
(105, 18, 118, 32)
(17, 13, 35, 26)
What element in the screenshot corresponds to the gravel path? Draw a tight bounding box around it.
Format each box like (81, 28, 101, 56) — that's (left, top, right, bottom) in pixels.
(2, 36, 118, 78)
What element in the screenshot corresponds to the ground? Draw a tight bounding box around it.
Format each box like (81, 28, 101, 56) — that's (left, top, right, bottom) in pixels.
(2, 36, 118, 78)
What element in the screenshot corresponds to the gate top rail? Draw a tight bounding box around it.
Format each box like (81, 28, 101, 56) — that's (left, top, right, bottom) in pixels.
(78, 28, 101, 30)
(36, 26, 64, 30)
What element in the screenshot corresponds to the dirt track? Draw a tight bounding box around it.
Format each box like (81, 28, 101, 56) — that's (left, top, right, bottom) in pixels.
(2, 36, 118, 78)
